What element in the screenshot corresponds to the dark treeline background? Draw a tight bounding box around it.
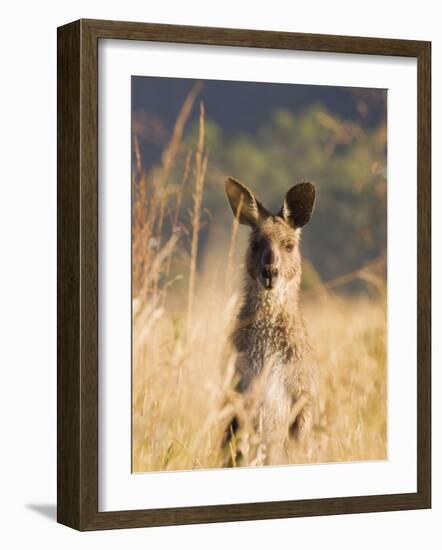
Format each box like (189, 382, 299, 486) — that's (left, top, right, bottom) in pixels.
(132, 77, 387, 289)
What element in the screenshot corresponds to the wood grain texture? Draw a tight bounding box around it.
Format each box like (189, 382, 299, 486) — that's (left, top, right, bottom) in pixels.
(84, 18, 427, 56)
(416, 42, 431, 507)
(57, 19, 431, 531)
(57, 20, 81, 529)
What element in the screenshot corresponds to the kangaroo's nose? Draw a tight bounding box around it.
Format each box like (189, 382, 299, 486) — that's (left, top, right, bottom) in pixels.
(261, 265, 279, 279)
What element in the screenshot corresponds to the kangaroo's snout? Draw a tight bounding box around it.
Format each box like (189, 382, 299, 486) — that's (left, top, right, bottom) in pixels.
(261, 265, 279, 278)
(260, 265, 279, 290)
(259, 242, 280, 290)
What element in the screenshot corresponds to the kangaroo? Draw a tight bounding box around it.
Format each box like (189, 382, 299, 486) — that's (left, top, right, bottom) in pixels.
(224, 177, 317, 465)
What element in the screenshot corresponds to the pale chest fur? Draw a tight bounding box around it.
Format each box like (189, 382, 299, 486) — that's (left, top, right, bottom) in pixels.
(233, 312, 307, 438)
(234, 289, 306, 369)
(243, 314, 295, 374)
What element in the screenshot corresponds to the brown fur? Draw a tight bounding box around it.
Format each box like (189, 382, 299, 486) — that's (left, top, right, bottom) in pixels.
(225, 177, 317, 463)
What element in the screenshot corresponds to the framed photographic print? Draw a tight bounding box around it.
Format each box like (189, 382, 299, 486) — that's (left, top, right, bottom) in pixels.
(57, 19, 431, 530)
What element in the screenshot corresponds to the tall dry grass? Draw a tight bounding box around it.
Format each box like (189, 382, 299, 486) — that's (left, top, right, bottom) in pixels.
(131, 89, 387, 472)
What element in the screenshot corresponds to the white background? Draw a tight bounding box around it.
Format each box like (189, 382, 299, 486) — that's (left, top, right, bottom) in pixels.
(0, 0, 440, 548)
(100, 41, 417, 511)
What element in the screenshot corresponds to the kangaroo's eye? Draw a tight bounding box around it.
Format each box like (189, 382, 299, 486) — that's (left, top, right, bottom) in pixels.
(285, 243, 294, 252)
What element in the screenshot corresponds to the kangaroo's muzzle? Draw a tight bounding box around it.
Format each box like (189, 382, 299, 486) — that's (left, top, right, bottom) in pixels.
(260, 265, 279, 290)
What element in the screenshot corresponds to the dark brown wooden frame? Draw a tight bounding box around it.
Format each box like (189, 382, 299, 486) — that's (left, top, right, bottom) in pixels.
(57, 18, 431, 531)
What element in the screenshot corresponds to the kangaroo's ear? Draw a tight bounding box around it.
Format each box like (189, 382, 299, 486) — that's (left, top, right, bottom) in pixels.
(281, 182, 316, 228)
(225, 177, 269, 227)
